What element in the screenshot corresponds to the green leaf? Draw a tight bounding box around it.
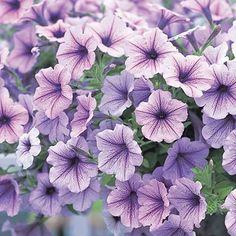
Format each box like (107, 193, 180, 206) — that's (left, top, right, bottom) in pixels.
(67, 204, 80, 215)
(91, 200, 103, 213)
(101, 174, 115, 186)
(215, 181, 235, 199)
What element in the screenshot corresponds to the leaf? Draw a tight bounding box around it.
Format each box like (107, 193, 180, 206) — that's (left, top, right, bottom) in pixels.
(215, 181, 235, 199)
(67, 204, 80, 215)
(91, 200, 103, 213)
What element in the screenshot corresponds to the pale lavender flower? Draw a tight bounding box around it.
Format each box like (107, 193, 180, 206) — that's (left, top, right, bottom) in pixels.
(99, 71, 134, 117)
(16, 128, 41, 169)
(125, 28, 178, 78)
(138, 179, 170, 231)
(96, 124, 143, 181)
(47, 137, 97, 193)
(135, 90, 188, 143)
(71, 94, 96, 137)
(29, 173, 62, 216)
(168, 178, 207, 228)
(34, 64, 73, 119)
(107, 174, 143, 228)
(59, 178, 100, 212)
(35, 111, 69, 143)
(0, 176, 21, 217)
(163, 138, 209, 182)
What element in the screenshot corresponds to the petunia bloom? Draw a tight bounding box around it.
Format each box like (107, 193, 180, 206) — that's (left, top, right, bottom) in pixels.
(8, 26, 39, 73)
(34, 64, 73, 119)
(107, 174, 143, 228)
(35, 111, 69, 143)
(222, 189, 236, 236)
(135, 90, 188, 143)
(223, 130, 236, 175)
(0, 175, 21, 216)
(29, 173, 62, 216)
(87, 14, 133, 57)
(138, 179, 170, 231)
(0, 0, 32, 24)
(162, 54, 214, 98)
(36, 19, 70, 43)
(168, 178, 207, 228)
(59, 178, 100, 212)
(0, 89, 28, 144)
(152, 214, 195, 236)
(56, 26, 97, 79)
(195, 63, 236, 119)
(202, 114, 236, 149)
(131, 77, 154, 107)
(96, 124, 143, 181)
(47, 137, 97, 193)
(99, 71, 134, 117)
(71, 94, 96, 137)
(125, 28, 178, 78)
(163, 138, 209, 182)
(16, 128, 41, 169)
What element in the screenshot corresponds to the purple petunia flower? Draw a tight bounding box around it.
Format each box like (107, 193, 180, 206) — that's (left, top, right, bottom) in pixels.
(163, 137, 209, 182)
(59, 178, 100, 212)
(152, 214, 195, 236)
(18, 94, 35, 132)
(29, 173, 62, 216)
(0, 0, 32, 24)
(196, 64, 236, 119)
(223, 130, 236, 175)
(35, 111, 69, 143)
(162, 54, 214, 98)
(96, 124, 143, 181)
(138, 179, 170, 231)
(87, 14, 133, 57)
(203, 42, 229, 65)
(71, 94, 96, 137)
(125, 28, 178, 78)
(56, 26, 97, 79)
(107, 174, 143, 228)
(168, 178, 207, 228)
(36, 19, 70, 43)
(16, 128, 41, 169)
(125, 227, 152, 236)
(2, 220, 51, 236)
(0, 175, 21, 217)
(0, 89, 28, 144)
(8, 26, 39, 73)
(202, 114, 236, 148)
(223, 189, 236, 236)
(135, 90, 188, 143)
(131, 77, 154, 107)
(99, 71, 134, 117)
(34, 64, 73, 119)
(47, 137, 97, 193)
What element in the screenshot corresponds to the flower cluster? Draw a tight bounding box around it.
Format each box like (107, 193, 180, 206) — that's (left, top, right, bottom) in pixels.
(1, 0, 236, 235)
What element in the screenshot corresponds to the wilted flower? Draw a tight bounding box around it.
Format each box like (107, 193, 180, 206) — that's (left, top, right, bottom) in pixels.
(99, 71, 134, 117)
(163, 138, 209, 182)
(29, 173, 62, 216)
(138, 179, 170, 231)
(47, 137, 97, 193)
(16, 128, 41, 169)
(56, 26, 97, 79)
(0, 175, 21, 217)
(107, 174, 143, 228)
(34, 64, 73, 119)
(87, 14, 133, 57)
(96, 124, 143, 181)
(168, 178, 207, 228)
(135, 90, 188, 143)
(8, 26, 39, 73)
(0, 89, 28, 144)
(162, 54, 214, 98)
(71, 94, 96, 137)
(125, 28, 178, 78)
